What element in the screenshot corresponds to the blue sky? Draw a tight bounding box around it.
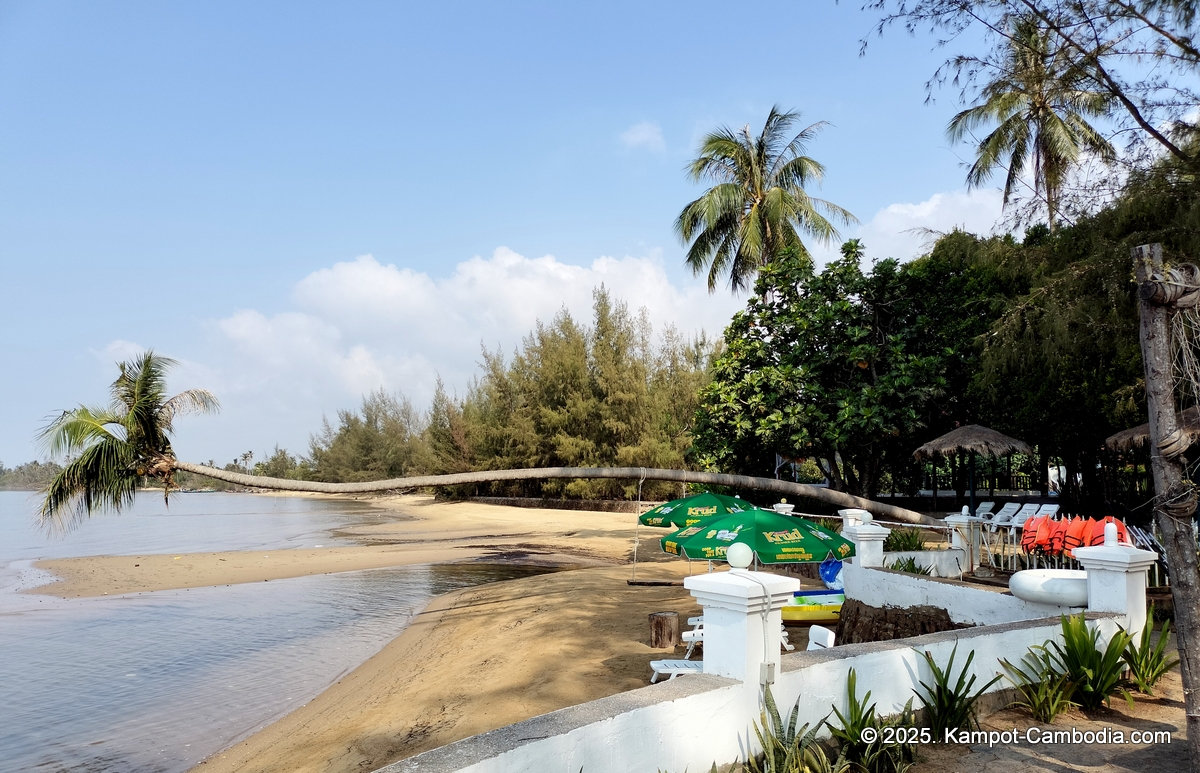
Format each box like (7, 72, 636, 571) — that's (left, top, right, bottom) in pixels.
(0, 1, 1005, 466)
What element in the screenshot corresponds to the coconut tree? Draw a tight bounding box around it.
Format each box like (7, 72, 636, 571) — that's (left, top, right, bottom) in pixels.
(39, 351, 218, 531)
(676, 106, 856, 293)
(947, 16, 1115, 232)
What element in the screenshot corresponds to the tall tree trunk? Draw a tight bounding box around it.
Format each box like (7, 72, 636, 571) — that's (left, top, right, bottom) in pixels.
(1134, 243, 1200, 770)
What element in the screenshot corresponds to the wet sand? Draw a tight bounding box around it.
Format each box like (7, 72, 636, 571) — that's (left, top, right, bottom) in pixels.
(32, 495, 638, 598)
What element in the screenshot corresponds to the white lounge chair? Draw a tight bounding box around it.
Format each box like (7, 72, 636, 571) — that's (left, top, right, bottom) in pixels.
(988, 502, 1021, 531)
(681, 616, 704, 660)
(1036, 503, 1060, 517)
(650, 659, 702, 682)
(1010, 503, 1041, 530)
(781, 626, 795, 652)
(807, 625, 836, 650)
(975, 502, 995, 517)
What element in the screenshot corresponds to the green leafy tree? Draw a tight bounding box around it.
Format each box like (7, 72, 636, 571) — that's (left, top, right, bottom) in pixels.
(309, 389, 431, 482)
(693, 244, 945, 498)
(39, 352, 219, 530)
(947, 16, 1115, 231)
(675, 106, 856, 292)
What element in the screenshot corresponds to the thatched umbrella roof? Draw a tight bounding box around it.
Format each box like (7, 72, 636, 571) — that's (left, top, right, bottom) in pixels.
(913, 424, 1032, 460)
(1105, 406, 1200, 452)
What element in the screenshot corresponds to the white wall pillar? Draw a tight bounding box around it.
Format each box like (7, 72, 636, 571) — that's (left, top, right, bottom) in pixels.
(684, 569, 800, 683)
(842, 523, 889, 568)
(1073, 535, 1158, 637)
(945, 514, 981, 570)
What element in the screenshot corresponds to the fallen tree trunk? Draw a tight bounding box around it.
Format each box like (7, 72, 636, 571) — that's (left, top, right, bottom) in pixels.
(172, 462, 938, 525)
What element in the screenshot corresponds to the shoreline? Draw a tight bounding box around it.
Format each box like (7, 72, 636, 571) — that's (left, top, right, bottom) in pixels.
(29, 493, 640, 598)
(24, 493, 714, 773)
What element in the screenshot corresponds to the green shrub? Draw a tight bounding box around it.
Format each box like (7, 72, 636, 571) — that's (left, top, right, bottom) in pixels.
(886, 556, 932, 575)
(884, 528, 925, 552)
(747, 686, 848, 773)
(1049, 613, 1132, 711)
(915, 643, 1002, 741)
(1123, 611, 1180, 696)
(826, 670, 918, 773)
(999, 644, 1077, 722)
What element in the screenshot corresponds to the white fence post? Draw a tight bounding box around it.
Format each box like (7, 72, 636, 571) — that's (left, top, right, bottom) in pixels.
(684, 569, 800, 683)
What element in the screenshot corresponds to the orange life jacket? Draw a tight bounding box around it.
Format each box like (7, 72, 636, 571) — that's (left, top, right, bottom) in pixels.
(1021, 515, 1044, 553)
(1085, 516, 1130, 547)
(1049, 518, 1070, 555)
(1063, 517, 1088, 557)
(1034, 515, 1055, 553)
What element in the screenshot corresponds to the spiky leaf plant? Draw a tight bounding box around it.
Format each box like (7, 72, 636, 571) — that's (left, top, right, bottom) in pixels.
(1122, 610, 1180, 696)
(747, 685, 848, 773)
(1048, 614, 1133, 711)
(915, 643, 1002, 741)
(1000, 643, 1078, 722)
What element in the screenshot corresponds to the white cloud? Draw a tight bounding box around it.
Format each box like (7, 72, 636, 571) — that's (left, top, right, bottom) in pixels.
(619, 121, 665, 152)
(154, 248, 742, 461)
(810, 187, 1006, 265)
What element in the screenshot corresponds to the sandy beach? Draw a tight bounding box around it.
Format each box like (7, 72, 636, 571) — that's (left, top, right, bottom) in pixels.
(30, 494, 721, 772)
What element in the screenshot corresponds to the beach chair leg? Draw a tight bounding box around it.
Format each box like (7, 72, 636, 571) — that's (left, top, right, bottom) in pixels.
(650, 671, 659, 684)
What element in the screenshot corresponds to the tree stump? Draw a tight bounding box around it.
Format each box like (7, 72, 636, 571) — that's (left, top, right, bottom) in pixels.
(648, 611, 680, 649)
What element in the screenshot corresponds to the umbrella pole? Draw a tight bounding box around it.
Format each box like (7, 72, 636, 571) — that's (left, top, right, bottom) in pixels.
(631, 469, 645, 581)
(969, 451, 976, 517)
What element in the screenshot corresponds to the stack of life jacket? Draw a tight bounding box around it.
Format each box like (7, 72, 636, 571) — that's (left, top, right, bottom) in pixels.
(1019, 515, 1129, 559)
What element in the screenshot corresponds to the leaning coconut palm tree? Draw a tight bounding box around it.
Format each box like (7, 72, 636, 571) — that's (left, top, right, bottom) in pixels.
(39, 351, 219, 531)
(947, 16, 1115, 232)
(676, 106, 856, 293)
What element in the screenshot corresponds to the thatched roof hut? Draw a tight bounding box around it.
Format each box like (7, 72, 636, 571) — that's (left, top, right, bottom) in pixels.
(913, 424, 1032, 460)
(1105, 406, 1200, 452)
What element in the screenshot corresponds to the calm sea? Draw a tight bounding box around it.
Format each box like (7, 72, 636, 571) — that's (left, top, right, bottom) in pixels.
(0, 491, 541, 772)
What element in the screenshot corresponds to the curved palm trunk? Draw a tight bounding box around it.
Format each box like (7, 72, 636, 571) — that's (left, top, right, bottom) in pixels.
(173, 461, 938, 525)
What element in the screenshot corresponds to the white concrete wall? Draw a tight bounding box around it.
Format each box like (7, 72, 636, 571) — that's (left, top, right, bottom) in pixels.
(843, 560, 1080, 626)
(883, 548, 967, 578)
(382, 616, 1121, 773)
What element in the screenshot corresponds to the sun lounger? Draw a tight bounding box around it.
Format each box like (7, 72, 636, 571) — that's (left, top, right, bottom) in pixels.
(681, 616, 704, 660)
(1010, 503, 1040, 529)
(1036, 503, 1060, 517)
(650, 659, 702, 682)
(975, 502, 995, 517)
(988, 502, 1021, 531)
(807, 625, 835, 650)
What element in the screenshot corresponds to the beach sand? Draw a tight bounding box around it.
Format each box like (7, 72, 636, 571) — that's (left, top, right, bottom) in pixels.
(192, 562, 703, 773)
(29, 494, 717, 772)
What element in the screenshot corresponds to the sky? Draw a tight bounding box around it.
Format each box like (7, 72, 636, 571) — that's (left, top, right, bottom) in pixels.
(0, 0, 1008, 466)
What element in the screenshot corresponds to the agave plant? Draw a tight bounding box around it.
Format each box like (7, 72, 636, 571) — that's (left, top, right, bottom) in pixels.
(1048, 613, 1132, 711)
(1122, 610, 1180, 696)
(747, 685, 848, 773)
(999, 643, 1077, 722)
(39, 352, 218, 531)
(915, 643, 1002, 740)
(827, 669, 917, 773)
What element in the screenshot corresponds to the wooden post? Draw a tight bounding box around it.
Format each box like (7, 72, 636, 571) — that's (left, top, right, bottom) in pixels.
(1134, 243, 1200, 771)
(648, 611, 680, 649)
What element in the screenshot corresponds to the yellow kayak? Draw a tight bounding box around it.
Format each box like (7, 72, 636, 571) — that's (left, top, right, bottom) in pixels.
(783, 589, 844, 623)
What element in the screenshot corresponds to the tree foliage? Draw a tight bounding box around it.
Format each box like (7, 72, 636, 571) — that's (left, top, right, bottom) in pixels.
(676, 106, 856, 292)
(38, 352, 219, 530)
(693, 243, 950, 498)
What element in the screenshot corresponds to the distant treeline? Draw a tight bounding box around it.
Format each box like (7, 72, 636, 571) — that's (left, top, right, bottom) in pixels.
(214, 288, 717, 501)
(0, 460, 63, 490)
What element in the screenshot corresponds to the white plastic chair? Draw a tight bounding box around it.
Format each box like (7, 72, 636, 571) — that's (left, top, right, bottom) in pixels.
(988, 502, 1021, 531)
(807, 625, 836, 650)
(976, 502, 995, 517)
(1036, 503, 1060, 517)
(781, 625, 795, 652)
(1010, 503, 1041, 530)
(681, 616, 704, 660)
(650, 659, 702, 682)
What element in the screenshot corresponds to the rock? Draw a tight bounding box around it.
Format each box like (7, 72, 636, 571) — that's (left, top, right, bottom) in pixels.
(835, 598, 972, 644)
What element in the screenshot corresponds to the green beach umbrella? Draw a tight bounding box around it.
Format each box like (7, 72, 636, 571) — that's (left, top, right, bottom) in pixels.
(637, 492, 751, 528)
(660, 508, 855, 564)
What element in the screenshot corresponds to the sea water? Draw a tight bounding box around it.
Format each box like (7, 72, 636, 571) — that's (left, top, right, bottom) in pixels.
(0, 491, 542, 772)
